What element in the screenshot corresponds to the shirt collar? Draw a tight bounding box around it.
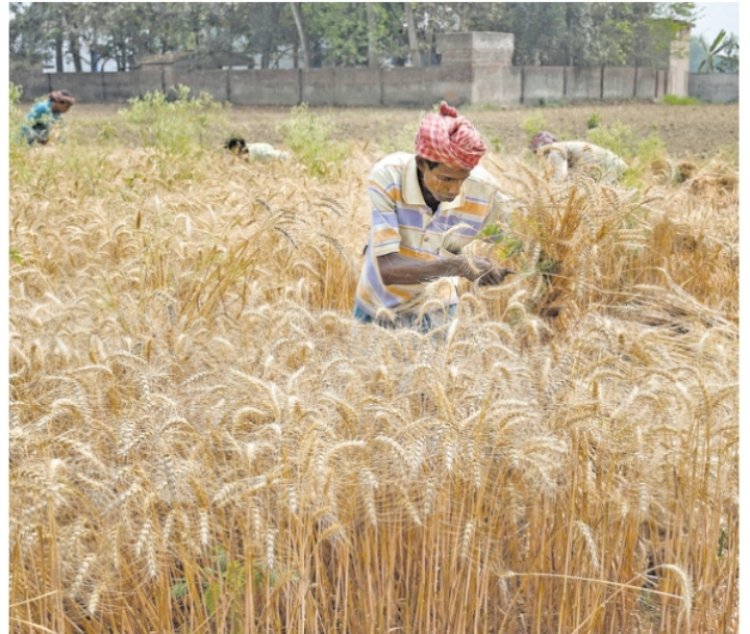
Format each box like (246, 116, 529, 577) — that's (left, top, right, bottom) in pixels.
(402, 156, 425, 206)
(403, 155, 467, 211)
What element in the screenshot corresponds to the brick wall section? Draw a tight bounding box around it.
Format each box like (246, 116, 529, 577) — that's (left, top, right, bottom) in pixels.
(634, 67, 660, 100)
(656, 70, 668, 98)
(602, 67, 637, 99)
(229, 70, 300, 105)
(16, 73, 51, 101)
(688, 73, 739, 103)
(173, 68, 228, 102)
(103, 67, 162, 101)
(380, 67, 474, 107)
(423, 66, 474, 106)
(333, 69, 383, 106)
(48, 72, 105, 101)
(565, 67, 602, 100)
(302, 68, 336, 106)
(381, 68, 436, 106)
(522, 66, 566, 104)
(471, 65, 522, 104)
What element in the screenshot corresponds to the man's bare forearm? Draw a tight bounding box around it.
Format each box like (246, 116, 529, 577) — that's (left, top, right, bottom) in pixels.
(377, 252, 513, 287)
(377, 252, 463, 286)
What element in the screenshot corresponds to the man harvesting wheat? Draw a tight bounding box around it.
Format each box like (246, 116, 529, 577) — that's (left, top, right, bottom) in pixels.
(21, 90, 75, 146)
(530, 131, 627, 183)
(353, 101, 514, 332)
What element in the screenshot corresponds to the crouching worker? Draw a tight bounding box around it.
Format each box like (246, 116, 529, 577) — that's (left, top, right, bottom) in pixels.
(353, 101, 514, 333)
(530, 131, 626, 183)
(225, 136, 289, 160)
(21, 90, 75, 146)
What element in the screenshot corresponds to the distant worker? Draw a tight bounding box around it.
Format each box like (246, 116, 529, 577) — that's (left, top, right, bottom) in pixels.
(21, 90, 75, 146)
(353, 101, 515, 332)
(225, 136, 289, 161)
(530, 131, 626, 183)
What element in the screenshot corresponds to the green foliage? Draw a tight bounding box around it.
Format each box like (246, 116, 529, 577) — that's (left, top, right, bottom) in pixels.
(302, 3, 370, 66)
(488, 135, 504, 153)
(300, 3, 417, 67)
(96, 121, 120, 143)
(662, 94, 701, 105)
(9, 82, 25, 133)
(586, 120, 665, 187)
(170, 548, 250, 630)
(10, 2, 700, 76)
(485, 231, 524, 260)
(119, 85, 224, 155)
(276, 103, 347, 177)
(520, 112, 547, 139)
(9, 82, 23, 106)
(586, 121, 663, 162)
(586, 112, 602, 129)
(168, 547, 287, 630)
(9, 247, 25, 266)
(697, 29, 739, 73)
(9, 82, 29, 156)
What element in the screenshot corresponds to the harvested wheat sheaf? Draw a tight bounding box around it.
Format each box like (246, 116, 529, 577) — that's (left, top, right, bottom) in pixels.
(9, 114, 737, 634)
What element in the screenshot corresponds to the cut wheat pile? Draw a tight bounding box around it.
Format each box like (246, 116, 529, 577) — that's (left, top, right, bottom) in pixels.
(9, 105, 738, 633)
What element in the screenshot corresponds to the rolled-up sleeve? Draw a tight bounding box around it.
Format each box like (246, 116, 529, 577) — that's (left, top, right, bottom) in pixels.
(545, 146, 569, 181)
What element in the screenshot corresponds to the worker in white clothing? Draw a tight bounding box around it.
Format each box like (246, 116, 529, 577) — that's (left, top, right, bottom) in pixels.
(530, 131, 627, 183)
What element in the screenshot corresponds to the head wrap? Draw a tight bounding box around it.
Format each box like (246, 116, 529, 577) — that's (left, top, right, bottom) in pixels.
(529, 131, 557, 151)
(49, 90, 75, 105)
(414, 101, 486, 170)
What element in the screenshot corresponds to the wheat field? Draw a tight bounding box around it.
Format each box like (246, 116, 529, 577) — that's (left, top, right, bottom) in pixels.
(9, 100, 738, 633)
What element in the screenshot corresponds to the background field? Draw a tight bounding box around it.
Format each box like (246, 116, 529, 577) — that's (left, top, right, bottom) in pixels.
(65, 101, 739, 158)
(9, 99, 739, 633)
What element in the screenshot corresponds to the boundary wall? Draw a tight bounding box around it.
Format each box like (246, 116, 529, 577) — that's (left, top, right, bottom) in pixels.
(13, 66, 735, 106)
(11, 30, 736, 106)
(687, 73, 739, 103)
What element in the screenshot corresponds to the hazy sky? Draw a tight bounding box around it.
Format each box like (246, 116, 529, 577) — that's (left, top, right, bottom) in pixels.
(692, 2, 740, 39)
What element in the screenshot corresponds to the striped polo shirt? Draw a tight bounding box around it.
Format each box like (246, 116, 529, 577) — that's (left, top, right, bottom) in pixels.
(354, 152, 512, 319)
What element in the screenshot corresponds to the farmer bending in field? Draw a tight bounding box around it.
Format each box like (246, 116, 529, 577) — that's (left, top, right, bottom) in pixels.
(354, 101, 515, 332)
(530, 131, 626, 183)
(21, 90, 75, 146)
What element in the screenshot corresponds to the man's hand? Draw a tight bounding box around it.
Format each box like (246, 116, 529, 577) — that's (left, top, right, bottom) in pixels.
(458, 255, 514, 286)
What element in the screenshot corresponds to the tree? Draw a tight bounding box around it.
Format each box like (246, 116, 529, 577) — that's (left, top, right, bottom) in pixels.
(697, 29, 739, 73)
(290, 3, 310, 69)
(366, 3, 378, 68)
(8, 2, 702, 74)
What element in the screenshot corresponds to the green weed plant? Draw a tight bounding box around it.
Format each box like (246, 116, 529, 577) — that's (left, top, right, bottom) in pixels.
(120, 84, 225, 156)
(586, 112, 603, 129)
(8, 82, 40, 186)
(9, 82, 26, 150)
(276, 103, 347, 177)
(586, 121, 666, 187)
(662, 94, 701, 106)
(520, 112, 547, 138)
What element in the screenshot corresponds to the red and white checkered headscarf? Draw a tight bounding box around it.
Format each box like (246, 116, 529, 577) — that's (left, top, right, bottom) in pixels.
(415, 101, 486, 170)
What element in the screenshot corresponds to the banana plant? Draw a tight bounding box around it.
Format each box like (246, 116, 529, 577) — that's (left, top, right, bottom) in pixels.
(697, 29, 739, 73)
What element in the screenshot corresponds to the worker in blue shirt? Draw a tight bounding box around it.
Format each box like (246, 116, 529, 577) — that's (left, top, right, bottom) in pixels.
(21, 90, 76, 146)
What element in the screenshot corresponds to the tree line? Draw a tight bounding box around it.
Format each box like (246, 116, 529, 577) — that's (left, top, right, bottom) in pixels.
(10, 2, 698, 74)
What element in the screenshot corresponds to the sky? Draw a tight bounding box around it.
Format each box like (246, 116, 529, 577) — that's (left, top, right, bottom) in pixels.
(692, 2, 740, 40)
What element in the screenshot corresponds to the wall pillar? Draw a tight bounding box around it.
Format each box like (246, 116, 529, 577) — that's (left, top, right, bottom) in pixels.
(667, 24, 691, 96)
(435, 31, 520, 105)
